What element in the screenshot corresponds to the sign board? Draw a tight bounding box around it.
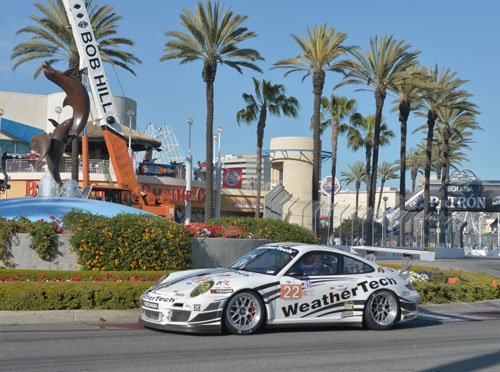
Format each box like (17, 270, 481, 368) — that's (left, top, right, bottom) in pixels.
(320, 176, 341, 196)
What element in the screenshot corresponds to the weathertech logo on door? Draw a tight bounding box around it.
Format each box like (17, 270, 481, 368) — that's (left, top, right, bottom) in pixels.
(281, 277, 397, 317)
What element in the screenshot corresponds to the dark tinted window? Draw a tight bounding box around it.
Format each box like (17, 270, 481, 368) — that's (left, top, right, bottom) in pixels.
(341, 256, 374, 274)
(288, 251, 339, 276)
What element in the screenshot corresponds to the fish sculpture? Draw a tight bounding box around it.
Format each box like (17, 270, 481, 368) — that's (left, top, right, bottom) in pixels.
(30, 62, 91, 185)
(41, 62, 90, 137)
(30, 118, 73, 185)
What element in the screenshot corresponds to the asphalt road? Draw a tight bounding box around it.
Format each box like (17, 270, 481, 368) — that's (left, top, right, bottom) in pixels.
(1, 303, 500, 372)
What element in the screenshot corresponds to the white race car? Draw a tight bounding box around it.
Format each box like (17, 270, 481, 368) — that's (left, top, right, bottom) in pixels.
(139, 243, 431, 335)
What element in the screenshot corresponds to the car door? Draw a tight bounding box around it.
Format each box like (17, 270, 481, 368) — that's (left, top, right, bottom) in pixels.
(272, 250, 356, 324)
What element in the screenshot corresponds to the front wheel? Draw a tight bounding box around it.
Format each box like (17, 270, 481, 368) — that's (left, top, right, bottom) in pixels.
(223, 290, 265, 335)
(364, 290, 400, 330)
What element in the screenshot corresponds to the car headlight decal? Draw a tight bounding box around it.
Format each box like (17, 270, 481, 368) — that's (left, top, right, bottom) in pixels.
(190, 280, 215, 298)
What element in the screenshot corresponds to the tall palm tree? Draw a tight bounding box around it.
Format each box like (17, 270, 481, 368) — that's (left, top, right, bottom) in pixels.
(237, 78, 299, 217)
(337, 34, 419, 243)
(273, 24, 353, 229)
(314, 95, 357, 235)
(390, 66, 426, 245)
(161, 1, 263, 221)
(376, 161, 398, 217)
(344, 114, 395, 206)
(414, 65, 469, 245)
(11, 0, 141, 182)
(341, 161, 366, 218)
(405, 147, 425, 193)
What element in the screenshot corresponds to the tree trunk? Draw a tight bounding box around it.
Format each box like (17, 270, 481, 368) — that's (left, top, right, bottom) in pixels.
(329, 119, 340, 240)
(203, 59, 217, 221)
(71, 137, 79, 181)
(368, 87, 386, 244)
(376, 179, 385, 218)
(255, 105, 267, 218)
(365, 145, 371, 208)
(411, 168, 417, 193)
(355, 181, 360, 218)
(312, 70, 325, 231)
(423, 111, 437, 246)
(439, 122, 450, 245)
(399, 100, 410, 247)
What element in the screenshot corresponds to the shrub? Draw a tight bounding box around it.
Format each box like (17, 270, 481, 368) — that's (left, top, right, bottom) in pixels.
(208, 217, 318, 243)
(64, 211, 192, 271)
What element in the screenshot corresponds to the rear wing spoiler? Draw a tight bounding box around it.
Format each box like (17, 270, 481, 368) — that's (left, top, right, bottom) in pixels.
(350, 246, 435, 280)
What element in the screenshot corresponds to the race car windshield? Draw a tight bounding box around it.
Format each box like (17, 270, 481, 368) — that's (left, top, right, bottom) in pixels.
(227, 246, 299, 275)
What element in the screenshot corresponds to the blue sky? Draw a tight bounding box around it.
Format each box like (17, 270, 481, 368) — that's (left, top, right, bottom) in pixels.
(1, 0, 499, 190)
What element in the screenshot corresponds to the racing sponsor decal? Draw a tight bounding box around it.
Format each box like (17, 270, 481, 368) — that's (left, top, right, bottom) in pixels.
(280, 284, 303, 300)
(210, 288, 234, 294)
(193, 304, 201, 312)
(303, 289, 314, 297)
(143, 294, 175, 303)
(281, 277, 397, 317)
(216, 280, 231, 287)
(141, 300, 159, 309)
(302, 280, 312, 289)
(193, 276, 212, 283)
(344, 301, 355, 310)
(342, 311, 354, 318)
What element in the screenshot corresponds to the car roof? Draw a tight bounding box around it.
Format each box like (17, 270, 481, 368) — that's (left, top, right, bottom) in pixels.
(260, 242, 375, 264)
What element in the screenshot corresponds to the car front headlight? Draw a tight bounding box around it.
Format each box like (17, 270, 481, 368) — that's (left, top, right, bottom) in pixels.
(190, 280, 214, 298)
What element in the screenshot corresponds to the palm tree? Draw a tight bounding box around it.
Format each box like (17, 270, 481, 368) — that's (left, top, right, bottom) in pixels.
(341, 161, 366, 218)
(313, 95, 357, 235)
(236, 78, 299, 217)
(273, 24, 353, 229)
(161, 1, 263, 221)
(414, 65, 469, 245)
(12, 0, 141, 183)
(405, 147, 425, 193)
(344, 114, 395, 206)
(337, 34, 419, 242)
(376, 161, 398, 217)
(390, 66, 426, 245)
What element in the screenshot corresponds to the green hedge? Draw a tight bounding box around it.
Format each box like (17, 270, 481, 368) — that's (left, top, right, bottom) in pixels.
(209, 217, 318, 243)
(0, 281, 151, 310)
(63, 211, 192, 271)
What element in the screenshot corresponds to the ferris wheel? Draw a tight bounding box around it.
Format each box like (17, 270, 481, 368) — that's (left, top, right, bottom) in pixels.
(138, 123, 185, 164)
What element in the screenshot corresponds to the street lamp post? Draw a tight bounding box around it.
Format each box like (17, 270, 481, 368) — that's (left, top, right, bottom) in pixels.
(185, 118, 193, 224)
(436, 204, 441, 248)
(0, 108, 4, 154)
(383, 196, 388, 247)
(55, 106, 62, 122)
(215, 127, 223, 218)
(127, 110, 135, 156)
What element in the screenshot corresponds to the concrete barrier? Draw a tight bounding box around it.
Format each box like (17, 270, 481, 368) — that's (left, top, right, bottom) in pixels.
(3, 233, 79, 270)
(190, 238, 273, 268)
(1, 234, 273, 270)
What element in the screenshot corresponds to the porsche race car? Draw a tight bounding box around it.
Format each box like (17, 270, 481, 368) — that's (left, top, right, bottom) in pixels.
(139, 243, 433, 335)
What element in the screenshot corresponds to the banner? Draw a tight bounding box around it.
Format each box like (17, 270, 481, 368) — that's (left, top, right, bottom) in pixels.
(223, 168, 242, 188)
(406, 181, 500, 212)
(320, 176, 341, 196)
(138, 162, 176, 177)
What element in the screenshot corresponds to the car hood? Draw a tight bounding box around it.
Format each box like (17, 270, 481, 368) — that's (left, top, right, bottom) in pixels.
(147, 267, 275, 298)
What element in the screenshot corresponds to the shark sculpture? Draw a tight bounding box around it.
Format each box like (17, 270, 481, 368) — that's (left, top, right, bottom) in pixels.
(30, 62, 90, 185)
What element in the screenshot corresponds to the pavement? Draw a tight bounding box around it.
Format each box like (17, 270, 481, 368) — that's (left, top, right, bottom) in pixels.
(0, 257, 498, 326)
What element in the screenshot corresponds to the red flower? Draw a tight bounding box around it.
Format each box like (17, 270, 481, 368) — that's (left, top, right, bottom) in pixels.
(50, 216, 55, 220)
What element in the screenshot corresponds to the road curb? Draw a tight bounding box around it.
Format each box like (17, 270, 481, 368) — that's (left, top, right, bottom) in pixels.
(0, 309, 140, 325)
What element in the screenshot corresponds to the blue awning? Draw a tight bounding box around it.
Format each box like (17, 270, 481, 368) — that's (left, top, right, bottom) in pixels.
(1, 118, 44, 143)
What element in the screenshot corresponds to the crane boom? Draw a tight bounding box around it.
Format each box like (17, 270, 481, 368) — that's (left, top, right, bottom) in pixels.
(62, 0, 173, 218)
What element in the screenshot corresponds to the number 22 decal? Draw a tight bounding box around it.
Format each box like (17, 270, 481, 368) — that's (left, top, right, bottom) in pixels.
(280, 284, 302, 300)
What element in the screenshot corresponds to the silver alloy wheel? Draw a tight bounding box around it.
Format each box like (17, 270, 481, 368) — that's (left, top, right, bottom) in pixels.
(226, 292, 262, 333)
(368, 291, 398, 326)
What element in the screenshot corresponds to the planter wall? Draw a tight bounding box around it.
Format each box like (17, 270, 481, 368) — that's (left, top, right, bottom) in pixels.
(4, 234, 79, 270)
(190, 238, 273, 269)
(2, 234, 273, 270)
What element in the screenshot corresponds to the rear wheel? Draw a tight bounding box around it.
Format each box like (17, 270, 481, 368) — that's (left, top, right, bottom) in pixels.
(364, 290, 400, 330)
(223, 291, 265, 335)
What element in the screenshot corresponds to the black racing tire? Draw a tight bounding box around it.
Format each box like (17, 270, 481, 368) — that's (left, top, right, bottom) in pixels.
(364, 290, 400, 330)
(223, 290, 265, 335)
